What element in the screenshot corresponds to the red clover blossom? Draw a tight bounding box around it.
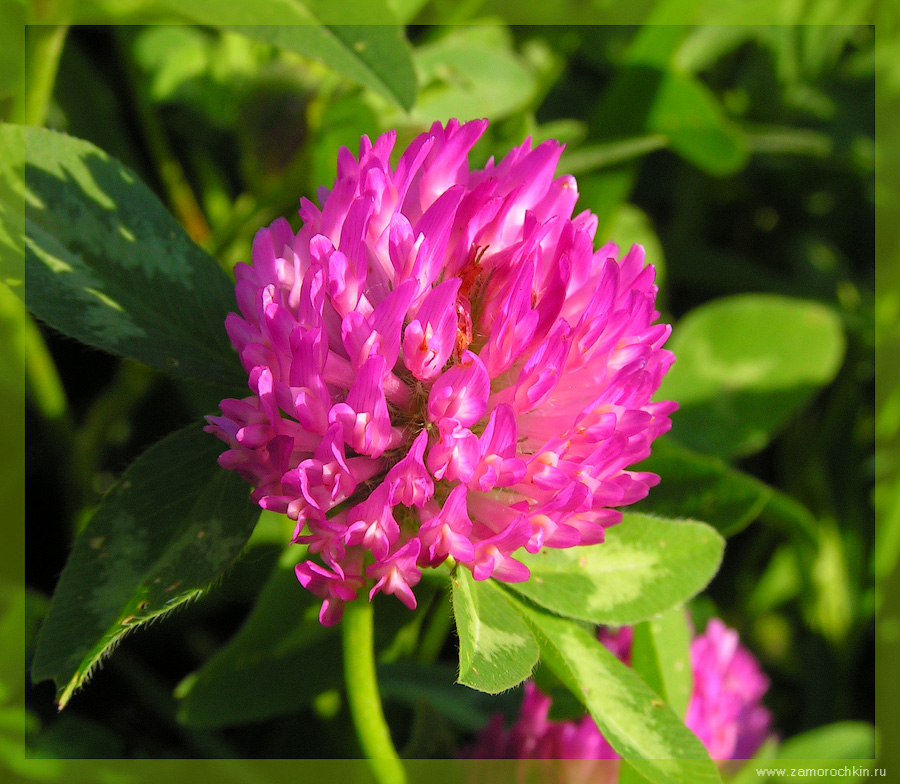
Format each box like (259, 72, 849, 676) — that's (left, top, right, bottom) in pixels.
(206, 119, 676, 624)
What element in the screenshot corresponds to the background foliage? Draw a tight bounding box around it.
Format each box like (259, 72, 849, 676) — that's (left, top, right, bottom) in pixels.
(1, 0, 894, 778)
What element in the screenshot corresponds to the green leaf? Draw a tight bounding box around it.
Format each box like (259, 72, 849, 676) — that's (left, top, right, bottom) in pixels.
(176, 558, 342, 728)
(409, 26, 538, 123)
(31, 425, 260, 708)
(154, 1, 417, 111)
(592, 32, 748, 178)
(776, 722, 876, 762)
(451, 569, 539, 694)
(648, 71, 749, 176)
(510, 597, 721, 784)
(675, 25, 758, 74)
(631, 437, 772, 537)
(0, 125, 244, 387)
(741, 723, 878, 783)
(656, 294, 847, 460)
(508, 513, 724, 626)
(386, 0, 430, 22)
(630, 606, 693, 718)
(234, 25, 416, 112)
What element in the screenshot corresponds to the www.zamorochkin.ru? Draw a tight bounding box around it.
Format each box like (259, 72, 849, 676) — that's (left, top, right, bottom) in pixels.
(755, 767, 883, 778)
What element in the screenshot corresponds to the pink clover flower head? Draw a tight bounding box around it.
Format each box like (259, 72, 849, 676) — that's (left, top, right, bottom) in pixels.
(207, 119, 676, 624)
(467, 681, 619, 761)
(471, 618, 771, 762)
(686, 618, 772, 760)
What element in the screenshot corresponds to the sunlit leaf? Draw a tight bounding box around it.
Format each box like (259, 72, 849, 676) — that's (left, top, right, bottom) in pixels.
(509, 514, 724, 626)
(511, 597, 722, 784)
(630, 606, 693, 718)
(451, 569, 538, 694)
(656, 294, 846, 459)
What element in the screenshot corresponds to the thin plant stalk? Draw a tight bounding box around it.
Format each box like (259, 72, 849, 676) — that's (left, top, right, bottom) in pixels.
(13, 24, 69, 127)
(341, 598, 407, 784)
(113, 30, 211, 246)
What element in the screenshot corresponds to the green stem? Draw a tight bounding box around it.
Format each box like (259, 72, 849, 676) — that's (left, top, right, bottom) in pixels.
(13, 23, 69, 127)
(417, 590, 453, 665)
(114, 30, 211, 246)
(3, 285, 72, 432)
(69, 360, 156, 521)
(342, 599, 406, 784)
(558, 134, 669, 176)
